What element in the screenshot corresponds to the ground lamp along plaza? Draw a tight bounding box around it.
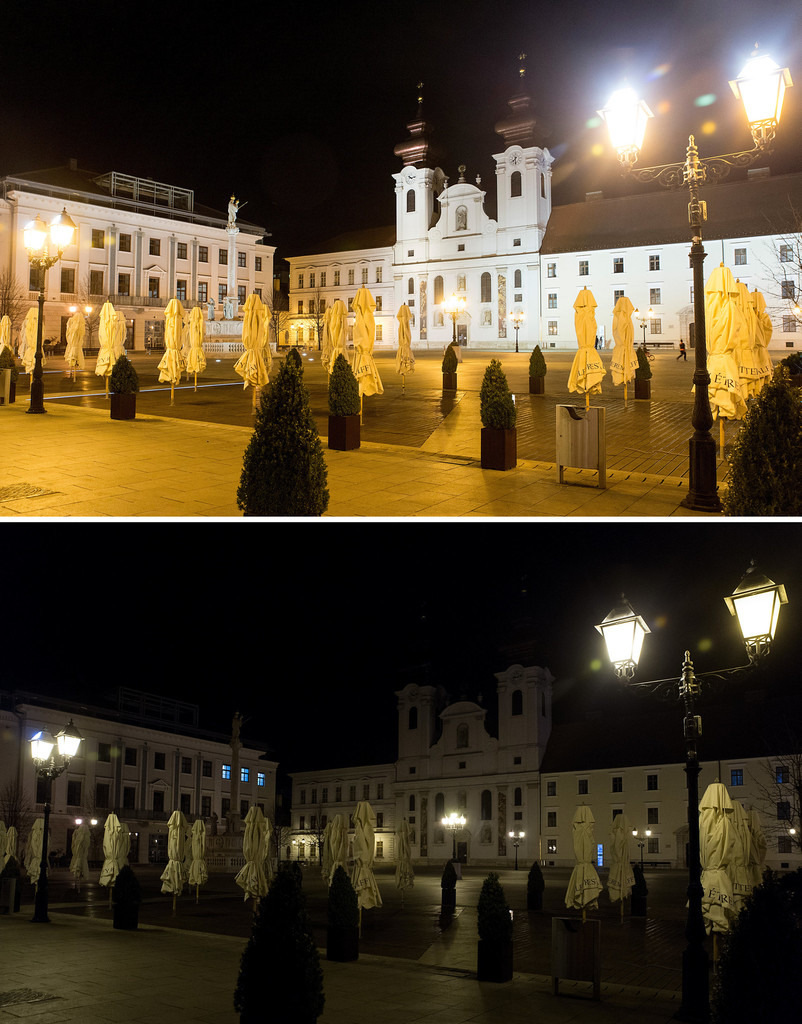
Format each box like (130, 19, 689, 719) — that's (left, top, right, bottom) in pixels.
(508, 830, 525, 869)
(442, 812, 466, 861)
(23, 209, 77, 414)
(508, 309, 524, 352)
(632, 828, 652, 871)
(596, 562, 787, 1023)
(30, 719, 84, 922)
(599, 50, 792, 512)
(444, 294, 466, 347)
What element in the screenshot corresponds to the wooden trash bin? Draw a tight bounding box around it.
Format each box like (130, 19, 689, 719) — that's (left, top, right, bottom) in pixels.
(551, 917, 601, 1000)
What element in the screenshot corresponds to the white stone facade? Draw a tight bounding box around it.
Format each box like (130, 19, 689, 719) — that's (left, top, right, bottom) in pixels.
(0, 165, 275, 351)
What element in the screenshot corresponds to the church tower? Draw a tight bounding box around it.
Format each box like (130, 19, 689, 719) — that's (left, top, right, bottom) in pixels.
(493, 56, 553, 252)
(392, 84, 442, 266)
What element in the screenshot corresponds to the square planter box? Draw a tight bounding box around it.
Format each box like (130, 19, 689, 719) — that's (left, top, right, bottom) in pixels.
(110, 393, 137, 420)
(481, 427, 517, 471)
(328, 414, 360, 451)
(442, 372, 458, 391)
(634, 379, 651, 400)
(529, 376, 545, 395)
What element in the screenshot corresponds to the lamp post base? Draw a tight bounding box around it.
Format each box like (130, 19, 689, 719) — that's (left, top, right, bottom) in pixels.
(681, 436, 722, 512)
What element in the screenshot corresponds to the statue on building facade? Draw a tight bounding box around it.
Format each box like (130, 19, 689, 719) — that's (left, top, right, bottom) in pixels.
(206, 298, 215, 321)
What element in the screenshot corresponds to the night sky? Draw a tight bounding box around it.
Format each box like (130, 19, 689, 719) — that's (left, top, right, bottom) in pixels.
(3, 1, 801, 257)
(5, 522, 800, 773)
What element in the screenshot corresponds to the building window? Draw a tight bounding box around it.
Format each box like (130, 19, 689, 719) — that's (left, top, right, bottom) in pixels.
(96, 783, 110, 808)
(257, 772, 265, 787)
(548, 293, 557, 308)
(547, 263, 557, 278)
(435, 792, 445, 819)
(514, 787, 522, 806)
(547, 811, 557, 828)
(406, 190, 416, 213)
(241, 768, 249, 783)
(67, 780, 82, 805)
(61, 267, 75, 292)
(119, 233, 131, 252)
(776, 765, 788, 784)
(613, 257, 624, 273)
(152, 751, 165, 770)
(481, 789, 492, 820)
(181, 757, 192, 774)
(123, 786, 136, 809)
(124, 747, 137, 767)
(198, 282, 208, 303)
(117, 273, 130, 296)
(578, 779, 588, 795)
(456, 724, 469, 748)
(175, 242, 187, 260)
(219, 249, 227, 265)
(148, 277, 160, 299)
(310, 789, 317, 804)
(548, 321, 558, 335)
(613, 289, 625, 304)
(650, 288, 662, 305)
(511, 689, 523, 715)
(201, 795, 212, 817)
(321, 787, 328, 802)
(647, 807, 660, 825)
(91, 229, 104, 248)
(408, 707, 418, 729)
(376, 812, 384, 828)
(349, 785, 356, 801)
(547, 839, 557, 854)
(783, 316, 798, 332)
(149, 238, 161, 256)
(222, 764, 231, 780)
(510, 170, 522, 197)
(363, 784, 370, 800)
(579, 260, 589, 276)
(376, 267, 382, 283)
(202, 760, 212, 777)
(777, 801, 791, 820)
(612, 776, 623, 792)
(547, 780, 557, 797)
(333, 270, 340, 285)
(409, 795, 416, 812)
(780, 244, 792, 262)
(647, 837, 660, 854)
(730, 768, 744, 786)
(481, 272, 491, 302)
(176, 280, 187, 301)
(647, 774, 659, 790)
(97, 742, 111, 762)
(377, 783, 384, 799)
(238, 252, 247, 268)
(778, 835, 794, 853)
(514, 269, 522, 289)
(198, 246, 208, 262)
(649, 255, 660, 271)
(335, 786, 342, 802)
(90, 270, 104, 295)
(734, 247, 747, 265)
(650, 318, 662, 335)
(782, 280, 796, 300)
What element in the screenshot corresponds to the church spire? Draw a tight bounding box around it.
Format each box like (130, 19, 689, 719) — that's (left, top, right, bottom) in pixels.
(494, 54, 541, 148)
(394, 82, 438, 167)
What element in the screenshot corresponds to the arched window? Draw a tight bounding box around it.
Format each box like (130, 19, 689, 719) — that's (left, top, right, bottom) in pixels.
(456, 205, 467, 230)
(510, 171, 522, 198)
(408, 707, 418, 730)
(434, 276, 444, 304)
(409, 794, 416, 812)
(514, 787, 522, 806)
(481, 789, 492, 820)
(541, 173, 546, 198)
(514, 269, 522, 289)
(456, 724, 469, 749)
(481, 272, 491, 303)
(511, 689, 523, 716)
(406, 190, 416, 213)
(408, 277, 414, 295)
(435, 793, 445, 820)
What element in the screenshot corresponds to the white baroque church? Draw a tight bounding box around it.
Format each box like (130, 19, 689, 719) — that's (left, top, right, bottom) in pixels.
(287, 81, 802, 353)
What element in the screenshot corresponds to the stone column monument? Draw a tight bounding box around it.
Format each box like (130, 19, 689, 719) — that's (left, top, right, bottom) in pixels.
(226, 195, 241, 319)
(228, 710, 244, 835)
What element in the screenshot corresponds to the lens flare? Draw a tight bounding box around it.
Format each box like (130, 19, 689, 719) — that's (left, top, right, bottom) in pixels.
(590, 143, 605, 157)
(701, 120, 717, 135)
(586, 115, 602, 129)
(698, 637, 713, 653)
(694, 93, 717, 107)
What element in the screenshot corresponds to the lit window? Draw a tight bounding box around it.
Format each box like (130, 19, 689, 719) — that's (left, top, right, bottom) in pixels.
(257, 772, 265, 787)
(730, 768, 744, 786)
(222, 764, 231, 780)
(547, 839, 557, 854)
(240, 767, 249, 783)
(548, 321, 558, 336)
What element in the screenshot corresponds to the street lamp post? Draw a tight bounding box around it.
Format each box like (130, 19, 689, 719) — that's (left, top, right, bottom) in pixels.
(508, 830, 525, 869)
(442, 812, 466, 861)
(595, 562, 787, 1023)
(23, 209, 77, 414)
(508, 310, 524, 353)
(444, 293, 466, 347)
(30, 719, 84, 922)
(599, 51, 792, 513)
(632, 828, 651, 871)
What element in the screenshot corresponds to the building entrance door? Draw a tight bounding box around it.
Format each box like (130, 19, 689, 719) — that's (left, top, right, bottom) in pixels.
(456, 840, 468, 864)
(457, 325, 468, 346)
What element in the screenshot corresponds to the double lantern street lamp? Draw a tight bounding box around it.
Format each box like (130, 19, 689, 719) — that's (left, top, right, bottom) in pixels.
(596, 562, 787, 1023)
(29, 720, 84, 923)
(441, 811, 466, 861)
(23, 209, 77, 414)
(508, 309, 525, 353)
(508, 830, 525, 869)
(598, 50, 792, 513)
(444, 293, 466, 347)
(632, 828, 652, 871)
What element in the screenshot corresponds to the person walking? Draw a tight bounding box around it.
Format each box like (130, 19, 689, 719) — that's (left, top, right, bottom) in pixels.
(677, 340, 687, 361)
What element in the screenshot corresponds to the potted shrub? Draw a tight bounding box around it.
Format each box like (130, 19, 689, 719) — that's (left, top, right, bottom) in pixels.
(480, 359, 517, 471)
(109, 354, 139, 420)
(723, 370, 802, 516)
(631, 863, 648, 917)
(442, 342, 458, 391)
(634, 345, 652, 399)
(477, 872, 513, 982)
(526, 861, 545, 912)
(440, 859, 458, 915)
(528, 345, 547, 395)
(0, 855, 21, 914)
(112, 864, 141, 930)
(237, 353, 329, 517)
(0, 348, 19, 405)
(326, 865, 359, 962)
(234, 868, 324, 1024)
(327, 353, 360, 451)
(780, 351, 802, 387)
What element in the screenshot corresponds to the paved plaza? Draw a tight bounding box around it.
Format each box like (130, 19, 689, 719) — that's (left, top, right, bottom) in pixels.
(1, 864, 699, 1023)
(1, 347, 741, 518)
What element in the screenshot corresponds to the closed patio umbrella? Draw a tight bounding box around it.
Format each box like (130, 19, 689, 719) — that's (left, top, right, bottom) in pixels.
(699, 782, 736, 940)
(25, 818, 45, 887)
(568, 288, 605, 408)
(64, 310, 86, 378)
(0, 315, 11, 357)
(704, 264, 747, 451)
(159, 298, 186, 404)
(235, 805, 269, 904)
(69, 822, 90, 891)
(234, 293, 269, 408)
(323, 814, 348, 887)
(352, 287, 383, 417)
(20, 307, 39, 376)
(565, 805, 602, 918)
(607, 812, 634, 921)
(351, 800, 382, 931)
(160, 809, 190, 912)
(610, 296, 638, 401)
(5, 826, 18, 873)
(95, 301, 118, 394)
(395, 818, 414, 906)
(99, 812, 124, 903)
(188, 818, 208, 903)
(186, 305, 207, 391)
(729, 799, 752, 916)
(747, 808, 767, 888)
(750, 289, 774, 395)
(734, 280, 761, 400)
(321, 305, 334, 375)
(328, 300, 348, 369)
(395, 304, 415, 391)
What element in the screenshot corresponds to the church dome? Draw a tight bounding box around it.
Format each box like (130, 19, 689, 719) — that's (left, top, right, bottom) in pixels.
(494, 56, 541, 148)
(394, 83, 439, 167)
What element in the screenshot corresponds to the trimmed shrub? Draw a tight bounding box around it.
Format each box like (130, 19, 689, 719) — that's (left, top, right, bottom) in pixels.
(0, 347, 19, 384)
(109, 355, 139, 394)
(442, 343, 458, 374)
(635, 346, 652, 380)
(327, 866, 358, 930)
(328, 354, 360, 417)
(480, 359, 516, 430)
(477, 872, 512, 945)
(528, 345, 547, 378)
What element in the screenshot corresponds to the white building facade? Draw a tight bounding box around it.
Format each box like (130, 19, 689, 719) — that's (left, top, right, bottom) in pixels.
(286, 88, 802, 355)
(0, 163, 275, 352)
(0, 688, 277, 868)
